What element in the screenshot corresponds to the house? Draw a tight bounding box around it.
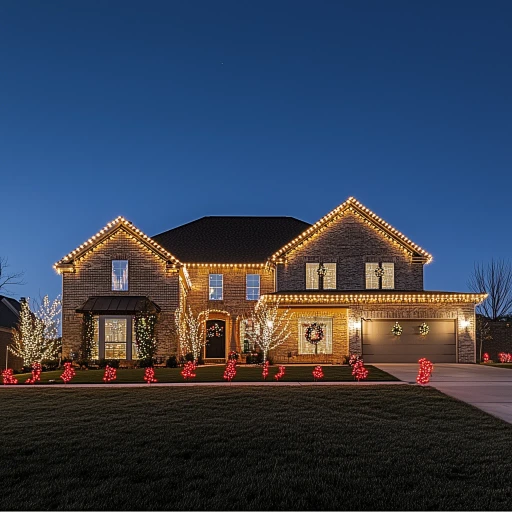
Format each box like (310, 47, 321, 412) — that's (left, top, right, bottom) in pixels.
(0, 295, 22, 370)
(54, 197, 486, 364)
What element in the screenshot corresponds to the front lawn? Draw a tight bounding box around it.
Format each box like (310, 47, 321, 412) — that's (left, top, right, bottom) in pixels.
(1, 386, 511, 510)
(11, 364, 397, 383)
(486, 363, 512, 369)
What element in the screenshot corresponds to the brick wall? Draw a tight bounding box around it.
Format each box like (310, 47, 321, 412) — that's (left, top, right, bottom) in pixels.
(185, 265, 275, 356)
(61, 228, 179, 359)
(347, 303, 476, 363)
(272, 307, 348, 364)
(276, 211, 424, 291)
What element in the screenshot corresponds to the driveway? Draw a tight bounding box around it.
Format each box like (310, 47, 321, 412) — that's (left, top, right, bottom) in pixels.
(374, 363, 512, 424)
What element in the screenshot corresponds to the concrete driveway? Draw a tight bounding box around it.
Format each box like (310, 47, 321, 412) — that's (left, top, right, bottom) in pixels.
(373, 363, 512, 424)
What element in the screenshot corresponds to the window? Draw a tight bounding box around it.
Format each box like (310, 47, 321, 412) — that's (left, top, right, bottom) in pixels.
(104, 318, 127, 359)
(298, 317, 333, 354)
(209, 274, 223, 300)
(305, 263, 336, 289)
(246, 274, 260, 300)
(240, 319, 260, 353)
(365, 262, 395, 289)
(112, 260, 128, 291)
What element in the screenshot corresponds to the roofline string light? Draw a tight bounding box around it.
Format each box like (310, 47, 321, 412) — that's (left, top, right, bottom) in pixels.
(54, 216, 181, 272)
(269, 197, 433, 264)
(261, 292, 487, 305)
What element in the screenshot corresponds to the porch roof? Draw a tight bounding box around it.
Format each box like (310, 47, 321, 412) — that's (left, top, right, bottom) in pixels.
(76, 296, 161, 315)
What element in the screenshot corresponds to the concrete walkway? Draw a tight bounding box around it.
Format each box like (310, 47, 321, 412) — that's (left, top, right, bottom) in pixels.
(374, 363, 512, 424)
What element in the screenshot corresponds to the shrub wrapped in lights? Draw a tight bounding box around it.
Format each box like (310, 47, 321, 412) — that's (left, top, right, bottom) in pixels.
(416, 358, 433, 385)
(312, 365, 324, 381)
(2, 369, 18, 385)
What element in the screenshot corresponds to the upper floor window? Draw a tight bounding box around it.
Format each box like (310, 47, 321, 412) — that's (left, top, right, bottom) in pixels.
(246, 274, 260, 300)
(112, 260, 128, 291)
(365, 262, 394, 289)
(209, 274, 223, 300)
(305, 263, 336, 290)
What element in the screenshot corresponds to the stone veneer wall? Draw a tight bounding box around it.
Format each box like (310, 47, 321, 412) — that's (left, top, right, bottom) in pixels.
(347, 303, 476, 363)
(272, 307, 348, 364)
(61, 229, 179, 359)
(276, 211, 424, 291)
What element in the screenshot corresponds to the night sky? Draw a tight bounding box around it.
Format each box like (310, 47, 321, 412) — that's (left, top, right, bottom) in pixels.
(1, 1, 511, 301)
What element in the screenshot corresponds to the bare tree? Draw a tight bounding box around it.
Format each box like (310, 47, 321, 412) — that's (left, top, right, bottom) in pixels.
(244, 299, 291, 363)
(468, 259, 512, 320)
(0, 257, 25, 296)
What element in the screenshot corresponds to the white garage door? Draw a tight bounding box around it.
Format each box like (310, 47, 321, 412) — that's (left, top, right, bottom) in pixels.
(362, 319, 456, 363)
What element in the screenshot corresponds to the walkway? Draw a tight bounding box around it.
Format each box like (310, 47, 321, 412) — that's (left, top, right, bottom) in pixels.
(374, 363, 512, 424)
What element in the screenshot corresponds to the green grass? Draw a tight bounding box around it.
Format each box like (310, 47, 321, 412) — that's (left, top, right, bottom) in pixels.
(1, 386, 511, 510)
(13, 364, 397, 384)
(486, 363, 512, 369)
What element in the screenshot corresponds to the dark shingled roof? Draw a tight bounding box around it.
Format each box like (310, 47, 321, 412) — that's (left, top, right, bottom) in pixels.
(76, 296, 161, 315)
(0, 296, 21, 328)
(152, 216, 311, 263)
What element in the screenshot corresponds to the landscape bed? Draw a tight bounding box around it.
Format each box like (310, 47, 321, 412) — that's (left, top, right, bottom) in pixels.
(1, 386, 511, 510)
(8, 364, 397, 384)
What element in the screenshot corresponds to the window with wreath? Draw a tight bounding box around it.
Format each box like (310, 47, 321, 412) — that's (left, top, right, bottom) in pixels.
(365, 262, 394, 289)
(305, 263, 336, 289)
(298, 317, 333, 354)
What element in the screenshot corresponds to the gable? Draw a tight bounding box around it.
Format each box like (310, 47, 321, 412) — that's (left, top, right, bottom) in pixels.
(54, 216, 181, 273)
(270, 197, 432, 264)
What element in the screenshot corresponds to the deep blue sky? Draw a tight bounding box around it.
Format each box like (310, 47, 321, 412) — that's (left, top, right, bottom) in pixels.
(1, 1, 511, 301)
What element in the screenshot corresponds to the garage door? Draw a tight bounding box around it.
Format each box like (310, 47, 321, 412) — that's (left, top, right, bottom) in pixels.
(362, 319, 456, 363)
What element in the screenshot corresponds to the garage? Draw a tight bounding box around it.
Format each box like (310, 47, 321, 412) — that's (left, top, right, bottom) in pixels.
(362, 319, 457, 363)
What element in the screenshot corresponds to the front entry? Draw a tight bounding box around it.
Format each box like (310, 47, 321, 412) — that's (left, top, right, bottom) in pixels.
(205, 320, 226, 359)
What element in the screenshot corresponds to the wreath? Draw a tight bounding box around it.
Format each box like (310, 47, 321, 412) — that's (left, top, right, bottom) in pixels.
(374, 266, 385, 278)
(419, 322, 430, 336)
(207, 323, 224, 338)
(391, 322, 403, 336)
(304, 323, 324, 345)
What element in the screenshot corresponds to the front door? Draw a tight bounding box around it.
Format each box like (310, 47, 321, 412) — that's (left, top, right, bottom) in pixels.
(205, 320, 226, 358)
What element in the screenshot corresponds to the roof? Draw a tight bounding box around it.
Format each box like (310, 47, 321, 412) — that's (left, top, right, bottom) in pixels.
(54, 217, 181, 272)
(152, 216, 311, 263)
(262, 290, 487, 305)
(76, 296, 161, 315)
(0, 296, 21, 328)
(270, 197, 433, 264)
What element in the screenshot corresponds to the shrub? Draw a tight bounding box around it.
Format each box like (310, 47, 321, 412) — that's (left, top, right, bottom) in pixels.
(41, 358, 59, 371)
(185, 352, 204, 365)
(138, 358, 153, 368)
(77, 359, 89, 369)
(98, 359, 120, 369)
(166, 355, 178, 368)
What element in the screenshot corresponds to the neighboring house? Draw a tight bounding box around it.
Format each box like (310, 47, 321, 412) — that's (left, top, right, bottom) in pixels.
(55, 197, 486, 364)
(0, 295, 22, 370)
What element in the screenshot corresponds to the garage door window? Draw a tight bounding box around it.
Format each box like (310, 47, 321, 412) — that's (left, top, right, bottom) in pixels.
(298, 317, 333, 354)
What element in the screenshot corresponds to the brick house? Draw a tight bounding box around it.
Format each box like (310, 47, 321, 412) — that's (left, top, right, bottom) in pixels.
(0, 296, 22, 370)
(55, 197, 485, 364)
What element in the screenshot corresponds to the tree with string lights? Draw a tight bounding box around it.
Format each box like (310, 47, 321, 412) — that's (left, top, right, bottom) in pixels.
(174, 305, 209, 362)
(9, 295, 61, 366)
(243, 298, 291, 364)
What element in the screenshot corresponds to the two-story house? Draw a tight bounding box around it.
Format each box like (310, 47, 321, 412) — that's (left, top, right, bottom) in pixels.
(55, 197, 485, 364)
